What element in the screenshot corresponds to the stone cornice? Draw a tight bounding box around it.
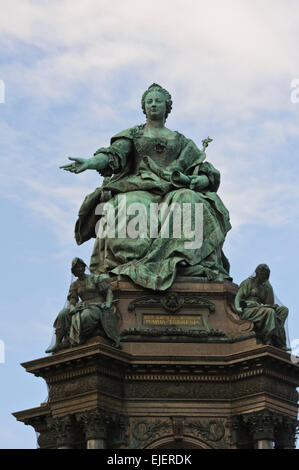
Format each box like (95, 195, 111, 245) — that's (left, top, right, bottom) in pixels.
(20, 340, 299, 383)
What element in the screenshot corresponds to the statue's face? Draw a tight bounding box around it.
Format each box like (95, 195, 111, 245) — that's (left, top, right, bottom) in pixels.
(144, 90, 167, 120)
(73, 263, 85, 277)
(256, 267, 269, 283)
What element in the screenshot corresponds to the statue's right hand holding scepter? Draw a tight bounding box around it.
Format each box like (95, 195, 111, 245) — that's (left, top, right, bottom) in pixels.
(60, 152, 109, 174)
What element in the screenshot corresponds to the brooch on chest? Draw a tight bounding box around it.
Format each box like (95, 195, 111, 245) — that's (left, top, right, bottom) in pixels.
(154, 137, 168, 153)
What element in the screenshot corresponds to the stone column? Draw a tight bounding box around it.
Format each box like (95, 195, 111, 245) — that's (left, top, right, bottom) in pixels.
(24, 415, 56, 449)
(48, 415, 76, 449)
(77, 409, 109, 449)
(275, 416, 298, 449)
(242, 410, 276, 449)
(256, 439, 273, 449)
(110, 415, 129, 449)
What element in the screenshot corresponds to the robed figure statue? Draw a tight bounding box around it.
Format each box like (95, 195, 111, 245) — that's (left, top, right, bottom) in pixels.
(61, 84, 231, 291)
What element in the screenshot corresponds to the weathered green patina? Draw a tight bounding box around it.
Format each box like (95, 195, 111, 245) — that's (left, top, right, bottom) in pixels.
(234, 264, 288, 348)
(45, 258, 120, 353)
(61, 84, 231, 290)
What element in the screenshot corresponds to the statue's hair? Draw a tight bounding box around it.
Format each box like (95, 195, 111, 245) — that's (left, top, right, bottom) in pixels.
(71, 257, 86, 274)
(255, 264, 270, 276)
(141, 83, 172, 119)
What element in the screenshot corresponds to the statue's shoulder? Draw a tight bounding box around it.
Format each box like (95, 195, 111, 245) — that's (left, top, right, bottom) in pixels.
(68, 279, 79, 296)
(264, 280, 274, 292)
(111, 124, 145, 143)
(238, 277, 253, 290)
(90, 273, 110, 289)
(173, 130, 191, 145)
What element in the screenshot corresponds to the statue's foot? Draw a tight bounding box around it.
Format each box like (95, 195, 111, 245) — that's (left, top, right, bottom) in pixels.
(45, 344, 59, 354)
(264, 336, 273, 346)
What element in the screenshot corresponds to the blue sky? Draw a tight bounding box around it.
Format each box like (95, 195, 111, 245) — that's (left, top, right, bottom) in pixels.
(1, 0, 299, 448)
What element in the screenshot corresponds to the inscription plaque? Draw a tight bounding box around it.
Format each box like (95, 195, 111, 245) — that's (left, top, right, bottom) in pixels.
(141, 312, 210, 331)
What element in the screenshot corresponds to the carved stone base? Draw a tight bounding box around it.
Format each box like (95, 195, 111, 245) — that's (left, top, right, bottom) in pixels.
(13, 281, 299, 449)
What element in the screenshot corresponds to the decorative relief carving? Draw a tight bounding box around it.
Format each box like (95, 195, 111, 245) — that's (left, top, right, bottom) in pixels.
(24, 415, 57, 449)
(48, 375, 98, 401)
(128, 293, 215, 313)
(48, 371, 123, 401)
(121, 327, 226, 338)
(242, 410, 276, 441)
(184, 419, 227, 447)
(172, 417, 184, 440)
(124, 380, 231, 400)
(239, 410, 299, 448)
(47, 415, 77, 447)
(274, 415, 299, 448)
(130, 418, 172, 449)
(129, 417, 229, 449)
(76, 409, 110, 441)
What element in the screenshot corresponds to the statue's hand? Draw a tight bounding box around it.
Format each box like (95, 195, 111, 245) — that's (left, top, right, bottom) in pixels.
(190, 175, 209, 191)
(235, 306, 243, 314)
(69, 304, 77, 315)
(102, 301, 112, 310)
(60, 157, 90, 174)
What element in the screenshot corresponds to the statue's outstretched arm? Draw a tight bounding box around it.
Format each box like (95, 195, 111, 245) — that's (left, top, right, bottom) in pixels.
(60, 153, 109, 174)
(60, 138, 132, 176)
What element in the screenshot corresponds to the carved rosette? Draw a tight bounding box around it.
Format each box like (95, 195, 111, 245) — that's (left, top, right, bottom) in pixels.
(128, 293, 215, 314)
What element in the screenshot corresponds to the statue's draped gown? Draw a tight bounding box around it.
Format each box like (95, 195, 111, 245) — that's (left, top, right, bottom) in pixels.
(236, 277, 288, 347)
(53, 273, 119, 347)
(75, 125, 231, 290)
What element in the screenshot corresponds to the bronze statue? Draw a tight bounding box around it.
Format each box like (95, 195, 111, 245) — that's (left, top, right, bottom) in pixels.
(60, 83, 231, 291)
(234, 264, 288, 349)
(46, 258, 120, 353)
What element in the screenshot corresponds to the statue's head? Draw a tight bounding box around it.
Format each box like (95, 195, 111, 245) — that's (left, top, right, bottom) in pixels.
(141, 83, 172, 120)
(71, 257, 86, 276)
(255, 264, 270, 282)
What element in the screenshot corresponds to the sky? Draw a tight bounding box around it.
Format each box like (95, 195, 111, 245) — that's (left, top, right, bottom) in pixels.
(1, 0, 299, 448)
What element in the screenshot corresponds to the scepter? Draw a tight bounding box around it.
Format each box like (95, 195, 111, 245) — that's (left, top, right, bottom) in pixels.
(201, 136, 213, 151)
(171, 136, 213, 185)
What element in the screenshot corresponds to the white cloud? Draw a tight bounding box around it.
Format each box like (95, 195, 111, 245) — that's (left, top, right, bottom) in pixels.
(1, 0, 299, 111)
(1, 0, 299, 241)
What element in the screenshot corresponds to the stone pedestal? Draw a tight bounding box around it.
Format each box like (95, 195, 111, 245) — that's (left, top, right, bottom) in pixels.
(13, 280, 299, 449)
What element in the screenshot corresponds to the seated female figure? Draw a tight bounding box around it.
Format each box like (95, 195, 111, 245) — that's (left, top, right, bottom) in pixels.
(46, 258, 119, 353)
(235, 264, 288, 348)
(61, 84, 231, 291)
